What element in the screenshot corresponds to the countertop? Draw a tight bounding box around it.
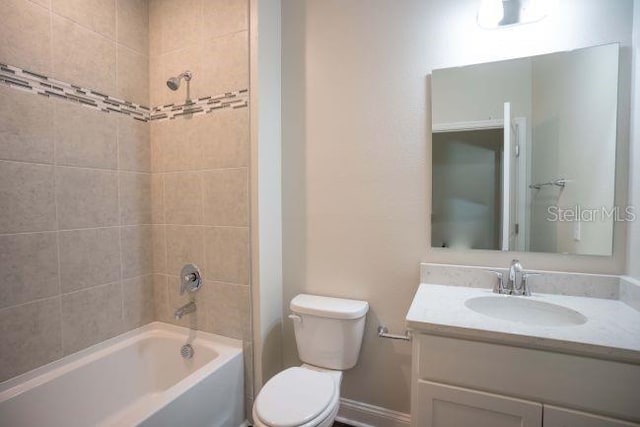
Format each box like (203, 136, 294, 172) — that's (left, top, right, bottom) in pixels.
(406, 284, 640, 364)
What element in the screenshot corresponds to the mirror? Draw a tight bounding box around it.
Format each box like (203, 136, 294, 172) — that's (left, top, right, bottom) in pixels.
(431, 43, 619, 256)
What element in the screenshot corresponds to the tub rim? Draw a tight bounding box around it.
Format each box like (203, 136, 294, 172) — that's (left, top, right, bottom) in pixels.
(0, 321, 243, 406)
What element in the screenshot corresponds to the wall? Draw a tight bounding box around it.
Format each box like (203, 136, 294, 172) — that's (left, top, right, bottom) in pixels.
(249, 0, 283, 396)
(630, 0, 640, 280)
(282, 0, 428, 414)
(432, 58, 532, 125)
(281, 0, 634, 416)
(147, 0, 254, 408)
(531, 44, 618, 256)
(432, 129, 503, 250)
(0, 0, 151, 381)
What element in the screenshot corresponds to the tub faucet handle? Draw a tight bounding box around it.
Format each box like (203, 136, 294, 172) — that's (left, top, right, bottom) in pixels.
(180, 264, 202, 295)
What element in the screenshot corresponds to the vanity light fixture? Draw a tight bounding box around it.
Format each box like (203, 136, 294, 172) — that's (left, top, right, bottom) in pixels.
(477, 0, 553, 29)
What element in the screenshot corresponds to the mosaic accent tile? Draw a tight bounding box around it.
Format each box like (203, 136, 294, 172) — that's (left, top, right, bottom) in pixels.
(149, 90, 249, 122)
(0, 63, 249, 123)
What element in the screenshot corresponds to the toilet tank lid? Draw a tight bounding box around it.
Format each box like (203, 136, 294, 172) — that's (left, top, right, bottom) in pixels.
(290, 294, 369, 319)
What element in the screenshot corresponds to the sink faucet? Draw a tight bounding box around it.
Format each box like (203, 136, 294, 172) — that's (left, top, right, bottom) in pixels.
(174, 301, 196, 320)
(508, 259, 525, 295)
(491, 259, 537, 296)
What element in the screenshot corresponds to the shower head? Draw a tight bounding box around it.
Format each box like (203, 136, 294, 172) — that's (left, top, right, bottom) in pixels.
(166, 71, 192, 91)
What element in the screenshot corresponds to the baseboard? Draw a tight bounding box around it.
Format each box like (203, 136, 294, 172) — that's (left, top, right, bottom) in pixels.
(336, 398, 411, 427)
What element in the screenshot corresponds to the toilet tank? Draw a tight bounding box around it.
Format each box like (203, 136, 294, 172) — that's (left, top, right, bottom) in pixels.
(290, 294, 369, 370)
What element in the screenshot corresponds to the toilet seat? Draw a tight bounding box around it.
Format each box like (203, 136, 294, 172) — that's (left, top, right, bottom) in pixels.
(254, 367, 338, 427)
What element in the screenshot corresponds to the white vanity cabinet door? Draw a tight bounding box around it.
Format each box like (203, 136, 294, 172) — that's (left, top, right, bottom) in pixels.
(415, 380, 542, 427)
(544, 405, 640, 427)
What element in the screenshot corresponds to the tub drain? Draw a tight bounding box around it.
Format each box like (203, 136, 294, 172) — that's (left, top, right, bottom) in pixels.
(180, 344, 194, 359)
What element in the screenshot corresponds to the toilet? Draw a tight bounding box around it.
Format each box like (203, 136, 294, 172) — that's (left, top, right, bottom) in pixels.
(252, 294, 369, 427)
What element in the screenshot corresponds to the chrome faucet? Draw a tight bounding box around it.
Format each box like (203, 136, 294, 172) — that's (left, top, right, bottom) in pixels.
(174, 301, 196, 320)
(508, 259, 524, 295)
(491, 259, 538, 296)
(180, 264, 202, 295)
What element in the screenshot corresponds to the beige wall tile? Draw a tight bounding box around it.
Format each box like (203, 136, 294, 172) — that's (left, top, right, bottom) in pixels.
(0, 297, 62, 382)
(152, 224, 166, 273)
(148, 0, 162, 56)
(117, 0, 148, 55)
(56, 167, 119, 229)
(52, 0, 116, 39)
(159, 44, 203, 105)
(54, 100, 118, 169)
(149, 55, 164, 107)
(151, 173, 165, 223)
(119, 172, 152, 225)
(152, 273, 170, 322)
(203, 168, 248, 226)
(200, 31, 248, 95)
(52, 15, 116, 94)
(61, 282, 123, 354)
(0, 86, 53, 164)
(165, 225, 204, 276)
(117, 45, 150, 106)
(59, 227, 121, 292)
(121, 225, 153, 278)
(164, 172, 203, 224)
(150, 121, 164, 172)
(0, 161, 56, 233)
(204, 226, 249, 284)
(151, 117, 201, 172)
(0, 0, 51, 74)
(199, 280, 249, 340)
(159, 0, 201, 54)
(123, 274, 154, 329)
(0, 232, 59, 309)
(31, 0, 50, 8)
(202, 0, 248, 40)
(118, 115, 150, 172)
(199, 107, 249, 169)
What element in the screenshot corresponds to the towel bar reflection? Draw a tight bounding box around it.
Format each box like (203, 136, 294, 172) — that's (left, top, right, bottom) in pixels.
(529, 178, 568, 190)
(377, 326, 412, 341)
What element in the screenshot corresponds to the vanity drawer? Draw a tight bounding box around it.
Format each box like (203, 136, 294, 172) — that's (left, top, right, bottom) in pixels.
(415, 334, 640, 422)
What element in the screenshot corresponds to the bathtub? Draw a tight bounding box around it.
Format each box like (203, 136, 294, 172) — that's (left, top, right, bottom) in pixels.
(0, 322, 245, 427)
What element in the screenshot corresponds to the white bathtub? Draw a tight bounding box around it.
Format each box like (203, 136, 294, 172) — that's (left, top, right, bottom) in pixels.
(0, 322, 245, 427)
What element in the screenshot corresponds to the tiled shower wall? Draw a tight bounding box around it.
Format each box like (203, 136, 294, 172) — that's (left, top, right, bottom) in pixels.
(0, 0, 151, 381)
(1, 0, 252, 402)
(148, 0, 253, 404)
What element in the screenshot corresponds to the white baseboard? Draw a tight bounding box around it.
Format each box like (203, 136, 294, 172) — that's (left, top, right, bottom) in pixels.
(336, 398, 411, 427)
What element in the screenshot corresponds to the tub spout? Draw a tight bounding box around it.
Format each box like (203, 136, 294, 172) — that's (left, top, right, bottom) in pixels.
(174, 301, 196, 320)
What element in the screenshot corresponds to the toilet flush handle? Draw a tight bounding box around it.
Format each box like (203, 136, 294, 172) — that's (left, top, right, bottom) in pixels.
(288, 314, 302, 323)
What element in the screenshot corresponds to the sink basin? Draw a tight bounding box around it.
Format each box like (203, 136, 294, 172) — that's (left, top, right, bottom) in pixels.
(465, 296, 588, 327)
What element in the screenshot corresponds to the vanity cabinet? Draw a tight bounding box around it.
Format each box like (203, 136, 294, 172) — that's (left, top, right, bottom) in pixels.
(416, 380, 542, 427)
(411, 334, 640, 427)
(544, 406, 640, 427)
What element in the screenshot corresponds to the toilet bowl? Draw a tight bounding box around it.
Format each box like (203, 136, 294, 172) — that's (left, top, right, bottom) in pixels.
(252, 294, 368, 427)
(252, 366, 342, 427)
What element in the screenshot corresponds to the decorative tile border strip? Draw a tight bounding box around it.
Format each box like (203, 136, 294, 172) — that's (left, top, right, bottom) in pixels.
(149, 89, 249, 122)
(0, 63, 151, 121)
(0, 63, 249, 123)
